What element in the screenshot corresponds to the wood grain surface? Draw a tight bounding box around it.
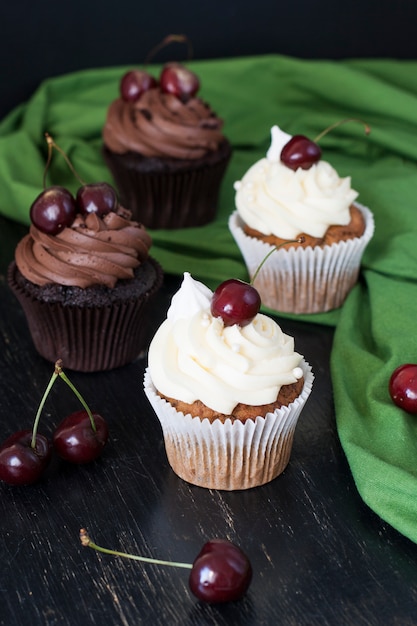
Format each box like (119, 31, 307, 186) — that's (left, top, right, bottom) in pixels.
(1, 215, 417, 626)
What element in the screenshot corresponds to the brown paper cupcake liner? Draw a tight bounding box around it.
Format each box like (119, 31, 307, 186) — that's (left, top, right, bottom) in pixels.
(103, 143, 231, 229)
(8, 259, 163, 372)
(229, 203, 374, 314)
(143, 360, 314, 490)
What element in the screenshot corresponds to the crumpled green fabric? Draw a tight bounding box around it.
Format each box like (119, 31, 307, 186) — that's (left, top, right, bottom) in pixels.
(1, 54, 417, 542)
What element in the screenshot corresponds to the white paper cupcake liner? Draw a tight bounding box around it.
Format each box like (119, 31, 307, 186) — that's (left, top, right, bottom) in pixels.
(143, 360, 314, 490)
(229, 203, 374, 313)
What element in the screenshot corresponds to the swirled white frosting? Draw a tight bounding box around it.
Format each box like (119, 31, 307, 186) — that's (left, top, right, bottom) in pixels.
(148, 272, 303, 414)
(234, 125, 358, 238)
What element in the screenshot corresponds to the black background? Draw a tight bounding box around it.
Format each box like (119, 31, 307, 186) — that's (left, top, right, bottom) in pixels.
(1, 0, 417, 120)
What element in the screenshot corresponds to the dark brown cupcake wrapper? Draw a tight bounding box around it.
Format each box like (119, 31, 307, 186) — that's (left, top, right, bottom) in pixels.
(8, 258, 163, 372)
(103, 141, 232, 229)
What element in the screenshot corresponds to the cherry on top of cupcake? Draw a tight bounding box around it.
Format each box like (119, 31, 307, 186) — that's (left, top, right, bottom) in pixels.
(30, 133, 120, 235)
(211, 236, 305, 327)
(119, 34, 200, 104)
(280, 118, 371, 171)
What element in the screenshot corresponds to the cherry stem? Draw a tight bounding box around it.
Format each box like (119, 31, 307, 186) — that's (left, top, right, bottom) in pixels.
(250, 237, 305, 285)
(79, 529, 193, 570)
(44, 133, 86, 187)
(55, 360, 97, 433)
(313, 118, 371, 144)
(144, 34, 193, 66)
(30, 369, 59, 449)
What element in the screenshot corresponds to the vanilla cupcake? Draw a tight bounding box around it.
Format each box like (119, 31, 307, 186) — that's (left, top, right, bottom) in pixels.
(229, 125, 374, 314)
(144, 272, 314, 490)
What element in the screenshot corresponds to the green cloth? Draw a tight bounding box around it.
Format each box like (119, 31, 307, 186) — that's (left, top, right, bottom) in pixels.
(1, 54, 417, 541)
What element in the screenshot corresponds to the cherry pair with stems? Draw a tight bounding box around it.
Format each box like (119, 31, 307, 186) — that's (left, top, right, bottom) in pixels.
(0, 359, 108, 486)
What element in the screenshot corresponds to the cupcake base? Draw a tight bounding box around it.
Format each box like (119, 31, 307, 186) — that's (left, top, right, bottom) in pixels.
(229, 203, 374, 314)
(8, 258, 163, 372)
(143, 360, 314, 490)
(102, 140, 232, 230)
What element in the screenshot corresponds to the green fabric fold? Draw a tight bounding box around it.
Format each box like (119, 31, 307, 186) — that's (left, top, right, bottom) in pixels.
(1, 54, 417, 541)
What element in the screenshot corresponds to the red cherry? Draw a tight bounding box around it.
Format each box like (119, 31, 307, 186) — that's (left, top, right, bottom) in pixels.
(280, 135, 322, 171)
(0, 430, 52, 486)
(189, 539, 252, 603)
(159, 63, 200, 100)
(211, 279, 261, 327)
(53, 410, 109, 464)
(120, 70, 157, 102)
(30, 186, 76, 234)
(76, 182, 118, 217)
(389, 364, 417, 414)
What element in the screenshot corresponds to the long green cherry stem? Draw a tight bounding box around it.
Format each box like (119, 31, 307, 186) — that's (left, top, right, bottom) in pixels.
(144, 33, 193, 66)
(250, 236, 305, 286)
(80, 529, 193, 570)
(30, 368, 60, 449)
(314, 118, 371, 144)
(44, 133, 86, 188)
(30, 360, 97, 449)
(55, 360, 97, 433)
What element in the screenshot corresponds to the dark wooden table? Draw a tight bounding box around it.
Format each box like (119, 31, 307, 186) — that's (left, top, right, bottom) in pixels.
(1, 214, 417, 626)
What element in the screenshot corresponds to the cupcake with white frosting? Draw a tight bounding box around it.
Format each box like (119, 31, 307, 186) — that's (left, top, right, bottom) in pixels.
(229, 125, 374, 313)
(144, 272, 314, 490)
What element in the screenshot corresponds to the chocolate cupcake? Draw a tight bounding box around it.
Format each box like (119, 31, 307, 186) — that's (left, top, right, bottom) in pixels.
(102, 63, 231, 229)
(8, 204, 163, 372)
(144, 272, 314, 490)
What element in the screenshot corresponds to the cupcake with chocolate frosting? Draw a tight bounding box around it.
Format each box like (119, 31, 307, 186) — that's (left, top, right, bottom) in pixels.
(8, 203, 163, 372)
(102, 63, 231, 229)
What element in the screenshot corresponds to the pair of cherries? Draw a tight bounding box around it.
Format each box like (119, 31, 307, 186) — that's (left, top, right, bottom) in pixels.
(30, 181, 118, 236)
(0, 361, 108, 486)
(120, 62, 200, 104)
(30, 133, 120, 236)
(120, 33, 199, 103)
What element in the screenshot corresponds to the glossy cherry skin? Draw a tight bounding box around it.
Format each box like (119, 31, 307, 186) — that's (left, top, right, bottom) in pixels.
(211, 279, 261, 327)
(76, 182, 118, 217)
(189, 539, 252, 603)
(53, 410, 109, 464)
(159, 63, 200, 100)
(120, 70, 157, 102)
(30, 186, 77, 235)
(0, 430, 52, 486)
(280, 135, 322, 171)
(389, 364, 417, 414)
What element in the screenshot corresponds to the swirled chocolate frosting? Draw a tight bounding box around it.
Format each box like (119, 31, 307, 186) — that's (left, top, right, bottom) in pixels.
(15, 208, 152, 288)
(102, 88, 226, 159)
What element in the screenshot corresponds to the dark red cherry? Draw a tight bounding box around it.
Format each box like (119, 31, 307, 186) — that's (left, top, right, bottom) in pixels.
(189, 539, 252, 603)
(76, 182, 118, 217)
(120, 70, 157, 102)
(280, 135, 322, 171)
(53, 410, 109, 464)
(30, 186, 76, 234)
(389, 364, 417, 414)
(211, 279, 261, 327)
(159, 63, 200, 100)
(0, 430, 52, 486)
